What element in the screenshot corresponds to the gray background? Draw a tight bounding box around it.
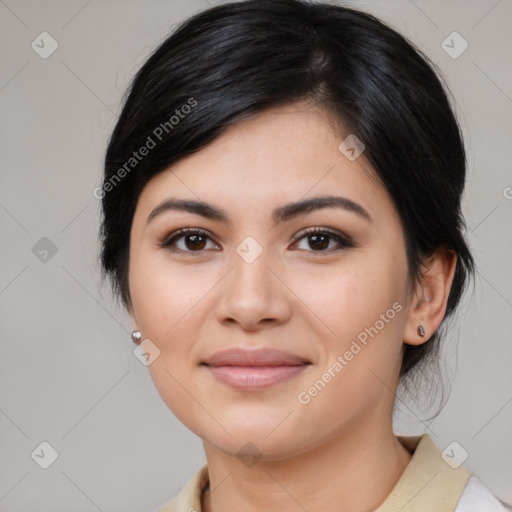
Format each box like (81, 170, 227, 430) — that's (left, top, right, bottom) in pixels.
(0, 0, 511, 510)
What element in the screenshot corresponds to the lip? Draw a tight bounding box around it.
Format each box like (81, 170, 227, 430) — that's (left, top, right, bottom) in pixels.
(201, 348, 311, 390)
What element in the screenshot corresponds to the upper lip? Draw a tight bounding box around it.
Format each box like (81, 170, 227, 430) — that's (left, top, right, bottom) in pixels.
(202, 348, 310, 367)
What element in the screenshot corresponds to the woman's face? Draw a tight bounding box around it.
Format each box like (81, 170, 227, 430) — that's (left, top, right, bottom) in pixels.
(128, 102, 416, 460)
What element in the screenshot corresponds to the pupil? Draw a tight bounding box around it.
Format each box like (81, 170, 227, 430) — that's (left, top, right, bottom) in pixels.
(186, 234, 206, 250)
(310, 234, 328, 250)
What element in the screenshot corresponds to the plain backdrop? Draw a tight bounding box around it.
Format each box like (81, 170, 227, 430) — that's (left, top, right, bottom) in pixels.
(1, 0, 511, 510)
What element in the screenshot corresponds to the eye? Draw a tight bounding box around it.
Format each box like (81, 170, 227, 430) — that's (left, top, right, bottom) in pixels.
(159, 227, 353, 255)
(291, 227, 352, 252)
(159, 228, 220, 254)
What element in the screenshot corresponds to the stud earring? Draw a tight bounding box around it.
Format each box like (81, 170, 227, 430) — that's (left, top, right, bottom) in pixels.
(417, 325, 426, 338)
(131, 331, 142, 344)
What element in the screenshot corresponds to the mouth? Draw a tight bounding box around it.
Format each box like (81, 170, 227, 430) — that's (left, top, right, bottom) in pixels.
(201, 348, 312, 390)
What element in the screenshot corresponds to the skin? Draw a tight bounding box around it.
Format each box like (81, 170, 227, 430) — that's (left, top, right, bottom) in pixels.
(127, 101, 457, 512)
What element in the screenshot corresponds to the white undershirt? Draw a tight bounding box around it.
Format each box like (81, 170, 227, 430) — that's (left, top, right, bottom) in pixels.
(454, 476, 511, 511)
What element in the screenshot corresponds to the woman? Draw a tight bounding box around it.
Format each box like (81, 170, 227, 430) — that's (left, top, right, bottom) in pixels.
(99, 0, 510, 510)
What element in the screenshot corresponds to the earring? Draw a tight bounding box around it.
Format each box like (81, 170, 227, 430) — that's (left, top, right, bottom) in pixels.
(417, 325, 426, 338)
(131, 330, 142, 344)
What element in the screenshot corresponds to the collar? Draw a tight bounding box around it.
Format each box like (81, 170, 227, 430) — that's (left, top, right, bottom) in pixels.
(159, 434, 471, 512)
(375, 434, 471, 511)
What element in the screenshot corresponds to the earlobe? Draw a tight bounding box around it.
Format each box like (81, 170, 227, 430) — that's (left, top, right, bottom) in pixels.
(403, 247, 457, 346)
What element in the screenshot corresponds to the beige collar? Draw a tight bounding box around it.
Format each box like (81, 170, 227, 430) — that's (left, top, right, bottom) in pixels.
(375, 434, 471, 511)
(160, 434, 471, 512)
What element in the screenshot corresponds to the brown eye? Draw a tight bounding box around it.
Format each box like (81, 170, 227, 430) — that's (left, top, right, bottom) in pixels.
(160, 229, 220, 253)
(183, 233, 207, 250)
(293, 228, 352, 252)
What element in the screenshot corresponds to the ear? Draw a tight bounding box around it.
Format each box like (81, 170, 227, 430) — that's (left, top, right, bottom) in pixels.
(403, 247, 457, 346)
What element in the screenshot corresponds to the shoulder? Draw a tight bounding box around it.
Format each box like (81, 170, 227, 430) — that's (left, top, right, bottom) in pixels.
(454, 476, 512, 512)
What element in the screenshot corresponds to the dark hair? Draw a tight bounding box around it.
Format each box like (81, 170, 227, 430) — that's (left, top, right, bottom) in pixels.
(99, 0, 475, 388)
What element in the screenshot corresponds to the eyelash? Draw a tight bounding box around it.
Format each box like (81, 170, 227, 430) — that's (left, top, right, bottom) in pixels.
(158, 227, 353, 255)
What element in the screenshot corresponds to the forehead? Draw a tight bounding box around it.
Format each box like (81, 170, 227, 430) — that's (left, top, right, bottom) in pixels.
(133, 102, 394, 228)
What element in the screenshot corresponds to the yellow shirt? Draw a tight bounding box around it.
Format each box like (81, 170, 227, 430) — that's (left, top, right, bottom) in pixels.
(156, 434, 508, 512)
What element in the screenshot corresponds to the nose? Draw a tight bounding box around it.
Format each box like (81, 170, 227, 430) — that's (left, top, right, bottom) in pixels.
(214, 246, 292, 331)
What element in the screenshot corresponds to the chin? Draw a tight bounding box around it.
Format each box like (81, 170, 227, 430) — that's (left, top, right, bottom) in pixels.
(197, 413, 312, 456)
(206, 429, 321, 465)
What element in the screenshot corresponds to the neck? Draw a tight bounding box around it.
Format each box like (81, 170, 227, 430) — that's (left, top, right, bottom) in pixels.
(201, 419, 412, 512)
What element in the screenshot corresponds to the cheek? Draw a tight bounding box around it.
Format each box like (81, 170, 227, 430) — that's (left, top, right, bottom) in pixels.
(289, 252, 408, 411)
(290, 262, 406, 429)
(129, 256, 213, 434)
(287, 252, 406, 349)
(129, 250, 213, 341)
(337, 257, 407, 385)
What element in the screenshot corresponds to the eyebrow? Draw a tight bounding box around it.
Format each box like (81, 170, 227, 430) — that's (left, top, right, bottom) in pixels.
(146, 195, 373, 226)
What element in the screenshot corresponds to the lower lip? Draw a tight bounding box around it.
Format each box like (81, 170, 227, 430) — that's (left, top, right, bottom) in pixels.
(205, 364, 310, 390)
